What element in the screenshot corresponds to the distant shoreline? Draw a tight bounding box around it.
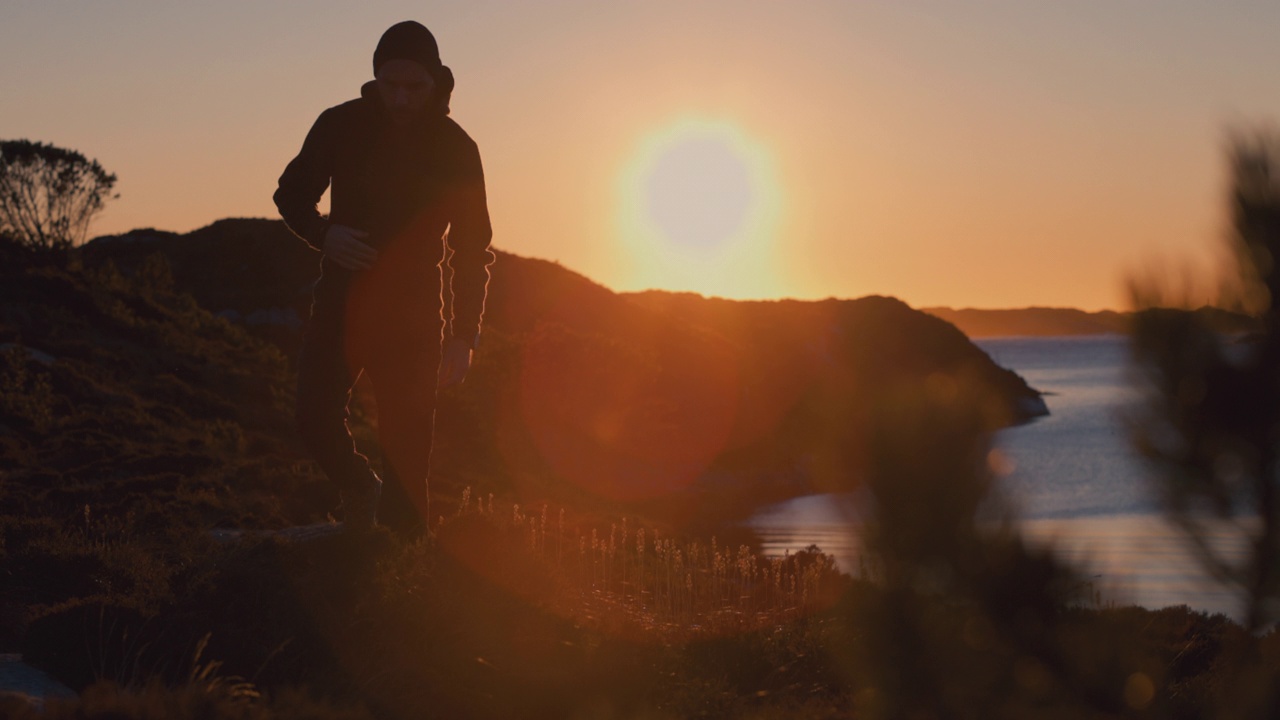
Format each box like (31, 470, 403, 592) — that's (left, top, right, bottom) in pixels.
(923, 305, 1259, 339)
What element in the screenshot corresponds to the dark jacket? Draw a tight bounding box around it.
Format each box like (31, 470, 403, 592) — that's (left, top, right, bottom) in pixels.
(274, 81, 493, 346)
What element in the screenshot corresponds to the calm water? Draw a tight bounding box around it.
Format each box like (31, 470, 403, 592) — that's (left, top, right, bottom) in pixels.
(982, 335, 1150, 519)
(749, 335, 1250, 618)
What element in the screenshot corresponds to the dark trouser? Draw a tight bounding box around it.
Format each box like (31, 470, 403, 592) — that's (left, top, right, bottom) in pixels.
(296, 272, 442, 533)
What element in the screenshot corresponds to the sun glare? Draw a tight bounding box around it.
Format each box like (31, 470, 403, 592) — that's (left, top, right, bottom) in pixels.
(616, 118, 783, 298)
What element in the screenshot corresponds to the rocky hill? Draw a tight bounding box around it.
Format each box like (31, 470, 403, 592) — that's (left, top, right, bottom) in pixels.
(5, 218, 1047, 531)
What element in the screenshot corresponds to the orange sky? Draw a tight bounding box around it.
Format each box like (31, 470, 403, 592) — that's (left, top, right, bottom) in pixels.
(4, 2, 1279, 311)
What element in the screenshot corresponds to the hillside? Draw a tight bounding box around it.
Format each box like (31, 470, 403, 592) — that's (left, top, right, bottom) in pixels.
(74, 220, 1045, 514)
(0, 236, 330, 533)
(0, 216, 1048, 651)
(8, 223, 1272, 719)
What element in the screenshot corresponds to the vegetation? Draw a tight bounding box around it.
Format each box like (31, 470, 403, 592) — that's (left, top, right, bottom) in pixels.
(0, 140, 117, 252)
(10, 497, 850, 719)
(1130, 131, 1280, 632)
(5, 478, 1276, 719)
(1121, 130, 1280, 716)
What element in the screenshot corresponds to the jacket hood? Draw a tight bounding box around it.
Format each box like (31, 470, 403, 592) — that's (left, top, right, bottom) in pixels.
(360, 65, 454, 119)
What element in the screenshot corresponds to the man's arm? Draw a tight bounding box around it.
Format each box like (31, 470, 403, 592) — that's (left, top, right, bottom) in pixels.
(445, 137, 495, 349)
(273, 110, 335, 251)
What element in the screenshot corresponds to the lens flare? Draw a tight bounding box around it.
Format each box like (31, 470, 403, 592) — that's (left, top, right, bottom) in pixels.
(508, 294, 741, 503)
(617, 117, 783, 298)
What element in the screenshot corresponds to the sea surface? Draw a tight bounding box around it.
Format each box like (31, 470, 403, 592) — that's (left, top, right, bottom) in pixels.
(748, 335, 1250, 619)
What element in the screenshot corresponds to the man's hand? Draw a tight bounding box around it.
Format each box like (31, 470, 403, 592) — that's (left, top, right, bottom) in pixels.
(323, 224, 377, 271)
(438, 336, 473, 389)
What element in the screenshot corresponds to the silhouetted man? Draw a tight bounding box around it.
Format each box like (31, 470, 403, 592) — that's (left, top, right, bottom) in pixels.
(274, 20, 493, 534)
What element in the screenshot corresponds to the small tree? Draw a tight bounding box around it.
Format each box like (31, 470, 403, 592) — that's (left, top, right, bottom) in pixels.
(0, 139, 118, 251)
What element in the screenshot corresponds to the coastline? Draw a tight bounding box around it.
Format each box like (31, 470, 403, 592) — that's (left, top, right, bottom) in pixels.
(746, 334, 1250, 620)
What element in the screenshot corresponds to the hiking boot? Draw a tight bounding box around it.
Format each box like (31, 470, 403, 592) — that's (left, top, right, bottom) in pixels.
(342, 473, 382, 533)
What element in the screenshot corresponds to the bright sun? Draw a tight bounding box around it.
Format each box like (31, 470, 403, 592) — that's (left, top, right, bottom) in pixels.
(616, 118, 783, 298)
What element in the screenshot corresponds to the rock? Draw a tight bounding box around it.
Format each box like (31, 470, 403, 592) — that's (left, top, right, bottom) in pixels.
(0, 344, 55, 367)
(0, 653, 75, 712)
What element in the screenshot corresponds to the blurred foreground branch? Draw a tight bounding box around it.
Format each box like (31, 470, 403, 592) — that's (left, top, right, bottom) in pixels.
(841, 377, 1147, 718)
(1130, 129, 1280, 634)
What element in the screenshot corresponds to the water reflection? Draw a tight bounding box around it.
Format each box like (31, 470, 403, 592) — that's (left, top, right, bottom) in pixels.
(748, 492, 1250, 619)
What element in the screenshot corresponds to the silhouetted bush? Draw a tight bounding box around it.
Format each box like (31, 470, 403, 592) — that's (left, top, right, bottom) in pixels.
(0, 140, 117, 252)
(1128, 128, 1280, 716)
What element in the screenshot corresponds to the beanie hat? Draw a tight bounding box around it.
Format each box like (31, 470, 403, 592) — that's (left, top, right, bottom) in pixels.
(373, 21, 454, 114)
(373, 21, 442, 76)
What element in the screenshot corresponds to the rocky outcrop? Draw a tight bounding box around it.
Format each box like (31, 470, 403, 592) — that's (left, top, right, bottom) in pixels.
(34, 219, 1048, 524)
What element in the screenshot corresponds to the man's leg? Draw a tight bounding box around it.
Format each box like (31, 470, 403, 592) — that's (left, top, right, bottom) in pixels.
(365, 333, 442, 535)
(295, 303, 381, 524)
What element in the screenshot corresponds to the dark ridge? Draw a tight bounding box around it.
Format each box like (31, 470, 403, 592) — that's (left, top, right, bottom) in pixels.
(3, 218, 1049, 534)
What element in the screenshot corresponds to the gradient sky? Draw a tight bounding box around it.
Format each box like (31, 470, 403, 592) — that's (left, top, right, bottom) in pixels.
(4, 1, 1279, 310)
